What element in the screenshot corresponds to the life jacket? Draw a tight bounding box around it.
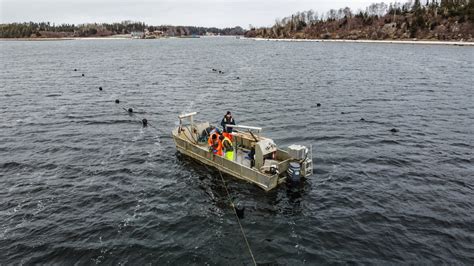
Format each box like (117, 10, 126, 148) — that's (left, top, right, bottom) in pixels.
(221, 116, 235, 133)
(222, 137, 233, 151)
(208, 132, 219, 147)
(208, 132, 223, 156)
(222, 137, 234, 160)
(222, 132, 233, 141)
(214, 139, 223, 156)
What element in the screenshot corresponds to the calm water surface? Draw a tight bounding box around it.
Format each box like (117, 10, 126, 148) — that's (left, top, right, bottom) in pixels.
(0, 38, 473, 264)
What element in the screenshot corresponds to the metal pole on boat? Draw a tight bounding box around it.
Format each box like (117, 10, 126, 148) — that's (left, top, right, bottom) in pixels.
(232, 135, 237, 161)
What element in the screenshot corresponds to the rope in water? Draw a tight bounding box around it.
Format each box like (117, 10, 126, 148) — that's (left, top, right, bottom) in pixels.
(217, 169, 257, 266)
(115, 104, 160, 132)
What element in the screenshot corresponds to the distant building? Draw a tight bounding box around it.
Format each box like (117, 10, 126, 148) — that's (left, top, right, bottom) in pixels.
(131, 31, 144, 39)
(145, 29, 164, 38)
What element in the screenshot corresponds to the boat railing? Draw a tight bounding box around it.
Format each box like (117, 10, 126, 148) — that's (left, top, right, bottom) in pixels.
(226, 124, 262, 133)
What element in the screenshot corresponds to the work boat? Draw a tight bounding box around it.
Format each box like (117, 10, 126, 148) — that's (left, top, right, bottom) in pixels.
(172, 112, 313, 191)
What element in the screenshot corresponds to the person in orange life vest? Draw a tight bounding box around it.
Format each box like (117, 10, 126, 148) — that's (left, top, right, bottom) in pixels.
(220, 111, 235, 141)
(208, 133, 223, 156)
(207, 127, 221, 145)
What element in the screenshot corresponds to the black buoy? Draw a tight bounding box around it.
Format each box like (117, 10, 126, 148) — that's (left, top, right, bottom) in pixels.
(341, 112, 345, 114)
(82, 74, 85, 77)
(142, 118, 148, 127)
(212, 68, 217, 71)
(235, 203, 245, 219)
(115, 99, 120, 104)
(221, 71, 225, 74)
(128, 108, 133, 113)
(74, 68, 77, 71)
(360, 118, 365, 121)
(236, 77, 240, 79)
(218, 70, 222, 73)
(316, 103, 321, 107)
(390, 128, 399, 133)
(99, 86, 102, 91)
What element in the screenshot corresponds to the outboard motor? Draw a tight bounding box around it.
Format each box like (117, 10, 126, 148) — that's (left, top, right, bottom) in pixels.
(286, 144, 313, 183)
(287, 162, 301, 183)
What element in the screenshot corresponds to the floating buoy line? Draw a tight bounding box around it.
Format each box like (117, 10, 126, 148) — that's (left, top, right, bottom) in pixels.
(82, 69, 256, 264)
(114, 101, 159, 130)
(211, 68, 242, 80)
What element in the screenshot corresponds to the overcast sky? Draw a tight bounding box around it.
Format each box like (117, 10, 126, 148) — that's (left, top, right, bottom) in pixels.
(1, 0, 385, 28)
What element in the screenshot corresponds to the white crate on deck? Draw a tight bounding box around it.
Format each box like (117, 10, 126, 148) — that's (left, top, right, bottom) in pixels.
(287, 144, 307, 160)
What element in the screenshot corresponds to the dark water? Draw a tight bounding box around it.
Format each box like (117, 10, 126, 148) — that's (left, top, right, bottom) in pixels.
(1, 37, 473, 264)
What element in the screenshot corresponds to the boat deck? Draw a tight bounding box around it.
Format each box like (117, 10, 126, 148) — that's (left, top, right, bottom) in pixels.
(235, 148, 252, 168)
(196, 141, 253, 168)
(196, 140, 284, 175)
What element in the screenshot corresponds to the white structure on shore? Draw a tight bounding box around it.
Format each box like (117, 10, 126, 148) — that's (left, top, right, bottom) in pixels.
(131, 31, 144, 39)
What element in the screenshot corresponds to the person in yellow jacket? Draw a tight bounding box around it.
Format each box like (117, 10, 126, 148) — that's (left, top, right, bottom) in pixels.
(219, 135, 234, 160)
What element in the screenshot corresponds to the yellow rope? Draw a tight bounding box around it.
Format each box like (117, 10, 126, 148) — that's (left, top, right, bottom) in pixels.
(218, 169, 257, 266)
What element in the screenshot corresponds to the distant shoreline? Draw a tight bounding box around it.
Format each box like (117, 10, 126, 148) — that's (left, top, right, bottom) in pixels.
(0, 35, 132, 41)
(0, 35, 235, 41)
(252, 38, 474, 46)
(1, 36, 472, 46)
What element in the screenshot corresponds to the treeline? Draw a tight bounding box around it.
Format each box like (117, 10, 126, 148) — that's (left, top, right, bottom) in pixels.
(0, 21, 244, 38)
(246, 0, 474, 41)
(147, 25, 244, 36)
(0, 21, 146, 38)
